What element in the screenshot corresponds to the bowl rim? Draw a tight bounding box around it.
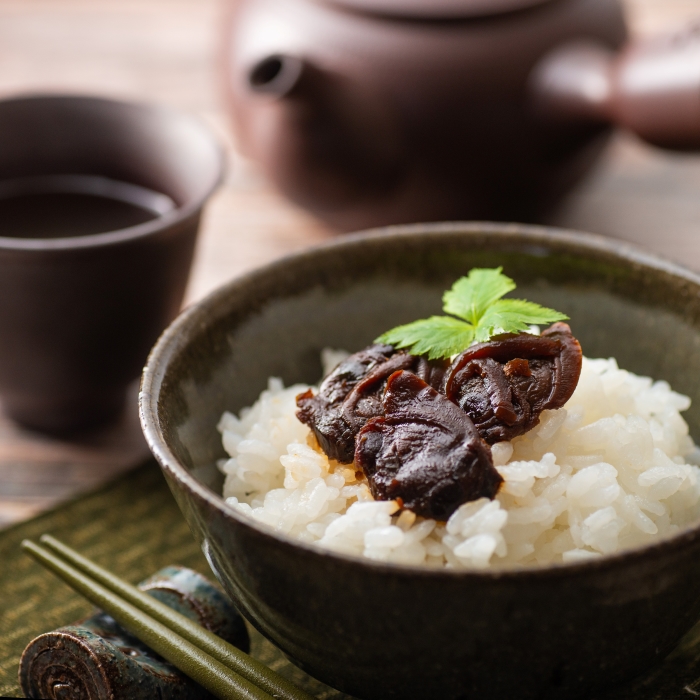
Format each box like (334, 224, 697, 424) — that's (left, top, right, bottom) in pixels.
(0, 93, 225, 252)
(140, 221, 700, 580)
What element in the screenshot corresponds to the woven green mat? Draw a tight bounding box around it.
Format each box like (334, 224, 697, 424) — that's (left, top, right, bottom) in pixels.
(3, 461, 700, 700)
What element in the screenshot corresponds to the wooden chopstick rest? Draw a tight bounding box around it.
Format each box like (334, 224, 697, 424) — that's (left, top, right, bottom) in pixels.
(19, 564, 250, 700)
(21, 540, 274, 700)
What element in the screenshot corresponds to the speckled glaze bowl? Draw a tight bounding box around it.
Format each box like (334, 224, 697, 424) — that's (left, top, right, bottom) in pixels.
(140, 223, 700, 700)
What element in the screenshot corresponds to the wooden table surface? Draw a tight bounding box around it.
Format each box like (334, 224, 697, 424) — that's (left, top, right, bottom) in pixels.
(0, 0, 698, 528)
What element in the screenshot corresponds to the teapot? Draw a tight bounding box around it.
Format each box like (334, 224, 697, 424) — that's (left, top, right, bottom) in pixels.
(223, 0, 700, 231)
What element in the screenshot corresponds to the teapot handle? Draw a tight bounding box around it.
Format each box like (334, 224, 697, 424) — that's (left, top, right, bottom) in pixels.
(530, 23, 700, 150)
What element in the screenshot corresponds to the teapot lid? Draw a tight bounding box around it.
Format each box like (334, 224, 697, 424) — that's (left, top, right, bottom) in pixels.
(320, 0, 554, 19)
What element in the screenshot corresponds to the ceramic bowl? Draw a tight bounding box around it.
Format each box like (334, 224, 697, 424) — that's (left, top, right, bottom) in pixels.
(140, 223, 700, 700)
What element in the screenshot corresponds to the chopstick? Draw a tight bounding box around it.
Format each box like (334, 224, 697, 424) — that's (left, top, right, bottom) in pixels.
(22, 537, 316, 700)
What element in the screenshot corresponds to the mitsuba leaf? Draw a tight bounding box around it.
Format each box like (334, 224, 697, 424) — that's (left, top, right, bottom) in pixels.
(375, 267, 570, 359)
(376, 317, 475, 360)
(475, 299, 569, 343)
(442, 267, 515, 325)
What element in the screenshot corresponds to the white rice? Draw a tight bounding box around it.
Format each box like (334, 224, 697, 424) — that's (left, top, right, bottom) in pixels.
(218, 351, 700, 569)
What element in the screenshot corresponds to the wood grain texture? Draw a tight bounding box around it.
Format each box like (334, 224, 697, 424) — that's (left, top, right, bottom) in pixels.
(0, 0, 697, 527)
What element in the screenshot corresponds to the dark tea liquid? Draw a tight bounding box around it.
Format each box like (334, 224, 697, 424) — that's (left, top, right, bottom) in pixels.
(0, 174, 176, 239)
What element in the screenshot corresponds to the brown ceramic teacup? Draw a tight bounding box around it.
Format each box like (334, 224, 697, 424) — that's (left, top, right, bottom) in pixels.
(0, 94, 224, 434)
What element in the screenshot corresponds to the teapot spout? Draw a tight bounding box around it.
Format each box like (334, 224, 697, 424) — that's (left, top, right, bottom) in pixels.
(238, 54, 404, 214)
(531, 26, 700, 150)
(248, 54, 305, 98)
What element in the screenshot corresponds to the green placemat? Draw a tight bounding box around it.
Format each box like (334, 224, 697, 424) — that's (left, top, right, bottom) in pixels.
(2, 461, 700, 700)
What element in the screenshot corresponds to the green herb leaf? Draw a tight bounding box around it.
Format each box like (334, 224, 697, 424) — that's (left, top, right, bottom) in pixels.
(375, 267, 569, 359)
(442, 267, 515, 325)
(475, 299, 569, 343)
(376, 317, 475, 360)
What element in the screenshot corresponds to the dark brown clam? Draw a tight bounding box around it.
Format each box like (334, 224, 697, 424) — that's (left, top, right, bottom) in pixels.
(443, 322, 582, 444)
(296, 344, 446, 463)
(355, 370, 501, 520)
